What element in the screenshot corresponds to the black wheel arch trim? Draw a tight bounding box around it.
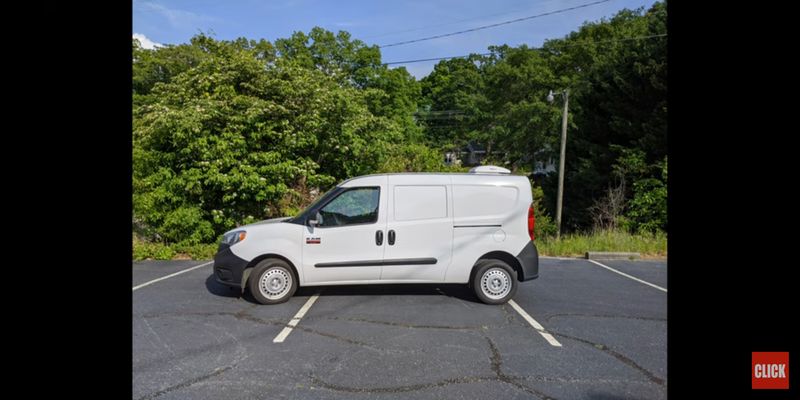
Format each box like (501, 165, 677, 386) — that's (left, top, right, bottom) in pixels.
(470, 242, 539, 283)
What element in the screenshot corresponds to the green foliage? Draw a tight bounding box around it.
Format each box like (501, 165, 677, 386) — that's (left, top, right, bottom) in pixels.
(133, 2, 667, 245)
(133, 30, 448, 245)
(172, 242, 219, 260)
(378, 143, 467, 173)
(532, 185, 557, 239)
(160, 206, 215, 244)
(132, 240, 176, 260)
(624, 157, 667, 233)
(420, 2, 667, 232)
(537, 230, 666, 257)
(132, 239, 218, 260)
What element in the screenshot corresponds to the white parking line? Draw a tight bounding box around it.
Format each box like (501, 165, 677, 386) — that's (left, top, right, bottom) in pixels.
(132, 261, 214, 292)
(273, 294, 320, 343)
(586, 259, 667, 292)
(508, 300, 562, 347)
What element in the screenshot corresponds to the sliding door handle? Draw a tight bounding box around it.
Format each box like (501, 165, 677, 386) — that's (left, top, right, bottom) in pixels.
(388, 230, 396, 245)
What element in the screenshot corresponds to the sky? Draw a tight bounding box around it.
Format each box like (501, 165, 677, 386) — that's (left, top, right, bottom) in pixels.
(133, 0, 661, 78)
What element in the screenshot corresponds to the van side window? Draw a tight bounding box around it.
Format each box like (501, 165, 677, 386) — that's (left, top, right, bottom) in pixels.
(318, 187, 380, 227)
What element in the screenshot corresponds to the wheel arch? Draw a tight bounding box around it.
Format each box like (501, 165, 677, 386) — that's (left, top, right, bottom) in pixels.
(469, 251, 524, 286)
(242, 253, 300, 290)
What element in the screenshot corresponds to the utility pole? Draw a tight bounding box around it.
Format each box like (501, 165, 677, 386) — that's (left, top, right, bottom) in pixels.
(554, 90, 569, 240)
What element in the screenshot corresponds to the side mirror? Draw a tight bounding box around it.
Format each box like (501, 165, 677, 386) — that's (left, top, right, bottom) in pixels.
(309, 212, 323, 227)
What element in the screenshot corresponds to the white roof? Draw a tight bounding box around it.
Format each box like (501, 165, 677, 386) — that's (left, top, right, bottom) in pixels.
(468, 165, 511, 174)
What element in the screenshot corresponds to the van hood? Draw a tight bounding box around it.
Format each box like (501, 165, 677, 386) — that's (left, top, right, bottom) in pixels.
(241, 217, 291, 228)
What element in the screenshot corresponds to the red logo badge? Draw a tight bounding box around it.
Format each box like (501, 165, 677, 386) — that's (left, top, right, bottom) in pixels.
(752, 352, 789, 389)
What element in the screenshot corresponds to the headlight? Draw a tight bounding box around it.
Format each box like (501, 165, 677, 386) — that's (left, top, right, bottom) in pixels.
(222, 230, 247, 246)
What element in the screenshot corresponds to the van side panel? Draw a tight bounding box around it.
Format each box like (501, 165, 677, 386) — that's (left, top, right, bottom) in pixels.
(445, 175, 533, 283)
(382, 175, 454, 281)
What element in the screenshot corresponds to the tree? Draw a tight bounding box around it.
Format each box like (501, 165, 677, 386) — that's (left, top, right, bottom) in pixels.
(539, 2, 667, 230)
(133, 35, 405, 244)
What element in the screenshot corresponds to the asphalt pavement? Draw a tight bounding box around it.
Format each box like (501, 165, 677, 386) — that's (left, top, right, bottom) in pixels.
(133, 257, 667, 400)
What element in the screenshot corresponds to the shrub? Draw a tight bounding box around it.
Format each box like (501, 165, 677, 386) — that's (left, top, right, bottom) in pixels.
(133, 240, 176, 260)
(624, 157, 667, 233)
(532, 185, 557, 239)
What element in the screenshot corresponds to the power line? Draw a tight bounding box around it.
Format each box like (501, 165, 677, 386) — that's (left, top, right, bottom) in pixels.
(378, 0, 611, 48)
(383, 33, 667, 65)
(362, 0, 566, 40)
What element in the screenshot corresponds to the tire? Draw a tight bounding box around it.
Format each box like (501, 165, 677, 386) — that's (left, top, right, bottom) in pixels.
(472, 259, 518, 305)
(248, 259, 298, 305)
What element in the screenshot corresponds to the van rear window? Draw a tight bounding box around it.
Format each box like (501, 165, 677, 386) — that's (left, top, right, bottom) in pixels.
(393, 186, 447, 221)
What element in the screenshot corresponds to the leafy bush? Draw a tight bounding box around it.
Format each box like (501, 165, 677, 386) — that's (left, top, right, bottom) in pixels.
(379, 143, 468, 173)
(133, 33, 420, 244)
(624, 157, 667, 233)
(172, 243, 219, 260)
(160, 206, 215, 244)
(532, 185, 557, 239)
(132, 240, 176, 260)
(133, 239, 218, 260)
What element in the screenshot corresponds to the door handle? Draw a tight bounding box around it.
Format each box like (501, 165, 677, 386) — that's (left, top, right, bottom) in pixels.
(376, 230, 383, 246)
(388, 230, 396, 245)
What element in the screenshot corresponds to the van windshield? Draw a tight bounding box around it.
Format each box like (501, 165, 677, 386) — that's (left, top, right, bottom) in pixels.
(287, 186, 343, 223)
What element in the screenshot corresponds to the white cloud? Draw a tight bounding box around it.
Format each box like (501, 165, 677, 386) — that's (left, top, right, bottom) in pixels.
(133, 33, 162, 50)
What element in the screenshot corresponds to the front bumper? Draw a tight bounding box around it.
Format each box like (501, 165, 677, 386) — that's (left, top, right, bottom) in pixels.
(515, 241, 539, 281)
(213, 244, 250, 288)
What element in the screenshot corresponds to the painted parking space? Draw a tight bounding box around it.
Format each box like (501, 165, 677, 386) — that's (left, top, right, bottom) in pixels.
(132, 258, 667, 400)
(589, 259, 667, 290)
(509, 258, 667, 398)
(132, 260, 211, 287)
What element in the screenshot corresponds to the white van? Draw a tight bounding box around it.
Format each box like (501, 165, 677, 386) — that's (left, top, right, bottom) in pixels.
(213, 166, 539, 305)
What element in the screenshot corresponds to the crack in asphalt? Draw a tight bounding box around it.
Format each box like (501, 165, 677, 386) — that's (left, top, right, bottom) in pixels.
(290, 325, 376, 349)
(485, 336, 557, 400)
(549, 331, 665, 387)
(137, 309, 377, 349)
(324, 316, 478, 330)
(517, 375, 656, 384)
(230, 308, 378, 349)
(135, 301, 663, 397)
(544, 313, 667, 323)
(500, 304, 517, 325)
(309, 374, 499, 394)
(309, 328, 557, 399)
(135, 365, 235, 400)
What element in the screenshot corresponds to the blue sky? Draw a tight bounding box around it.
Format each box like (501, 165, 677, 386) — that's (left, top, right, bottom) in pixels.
(133, 0, 660, 78)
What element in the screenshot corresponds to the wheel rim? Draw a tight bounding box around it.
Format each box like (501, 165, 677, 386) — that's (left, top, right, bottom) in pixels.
(259, 266, 292, 300)
(480, 267, 511, 300)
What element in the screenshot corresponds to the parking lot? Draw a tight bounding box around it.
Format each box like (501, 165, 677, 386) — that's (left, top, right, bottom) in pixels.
(133, 257, 667, 400)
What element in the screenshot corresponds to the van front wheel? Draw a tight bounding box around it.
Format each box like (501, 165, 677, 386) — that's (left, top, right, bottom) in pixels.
(248, 259, 297, 305)
(472, 260, 517, 305)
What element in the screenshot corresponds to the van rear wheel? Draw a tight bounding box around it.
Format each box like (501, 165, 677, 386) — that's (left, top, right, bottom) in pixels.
(248, 259, 297, 305)
(472, 260, 517, 305)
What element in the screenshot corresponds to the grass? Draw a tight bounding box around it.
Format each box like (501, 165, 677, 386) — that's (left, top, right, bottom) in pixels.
(536, 230, 667, 258)
(133, 238, 218, 261)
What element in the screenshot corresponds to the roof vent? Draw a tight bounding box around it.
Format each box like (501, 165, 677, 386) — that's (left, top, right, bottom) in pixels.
(469, 165, 511, 174)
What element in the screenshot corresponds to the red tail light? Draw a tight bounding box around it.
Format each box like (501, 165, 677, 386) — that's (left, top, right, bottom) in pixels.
(528, 204, 535, 241)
